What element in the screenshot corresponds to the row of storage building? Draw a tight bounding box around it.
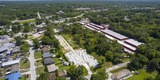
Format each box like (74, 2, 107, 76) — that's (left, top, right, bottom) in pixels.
(80, 22, 143, 53)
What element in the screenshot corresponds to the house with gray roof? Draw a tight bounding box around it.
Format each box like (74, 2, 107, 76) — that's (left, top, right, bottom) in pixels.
(44, 58, 54, 65)
(0, 46, 8, 53)
(43, 52, 52, 58)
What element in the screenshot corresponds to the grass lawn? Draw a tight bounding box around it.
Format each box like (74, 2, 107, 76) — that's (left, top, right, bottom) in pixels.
(53, 57, 70, 70)
(19, 19, 35, 24)
(20, 59, 30, 69)
(36, 66, 45, 75)
(122, 58, 130, 62)
(57, 63, 70, 71)
(28, 35, 33, 39)
(36, 59, 43, 66)
(127, 69, 158, 80)
(62, 35, 80, 49)
(20, 75, 29, 80)
(35, 52, 42, 59)
(53, 58, 61, 64)
(0, 77, 5, 80)
(24, 53, 30, 58)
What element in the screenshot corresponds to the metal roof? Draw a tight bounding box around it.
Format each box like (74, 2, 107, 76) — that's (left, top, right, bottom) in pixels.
(87, 24, 101, 30)
(113, 69, 131, 80)
(6, 72, 22, 80)
(43, 52, 52, 58)
(101, 29, 128, 40)
(118, 41, 136, 51)
(90, 23, 104, 29)
(124, 39, 143, 47)
(2, 59, 20, 67)
(0, 46, 8, 53)
(3, 43, 14, 47)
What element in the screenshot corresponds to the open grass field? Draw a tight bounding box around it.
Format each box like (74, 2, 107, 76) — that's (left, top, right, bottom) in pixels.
(19, 19, 35, 24)
(62, 34, 80, 49)
(127, 69, 158, 80)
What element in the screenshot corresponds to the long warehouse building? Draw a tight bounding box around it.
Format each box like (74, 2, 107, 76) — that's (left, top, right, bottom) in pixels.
(101, 29, 128, 41)
(79, 21, 143, 53)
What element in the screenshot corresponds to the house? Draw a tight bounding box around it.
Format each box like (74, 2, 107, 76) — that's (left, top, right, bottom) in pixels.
(11, 48, 20, 54)
(42, 46, 50, 53)
(0, 42, 15, 54)
(43, 52, 52, 58)
(47, 64, 57, 73)
(6, 72, 22, 80)
(3, 43, 15, 49)
(0, 46, 8, 54)
(2, 59, 20, 67)
(112, 69, 132, 80)
(44, 58, 54, 65)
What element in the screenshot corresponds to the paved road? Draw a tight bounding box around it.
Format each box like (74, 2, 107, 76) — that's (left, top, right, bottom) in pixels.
(29, 47, 36, 80)
(26, 40, 36, 80)
(106, 61, 130, 72)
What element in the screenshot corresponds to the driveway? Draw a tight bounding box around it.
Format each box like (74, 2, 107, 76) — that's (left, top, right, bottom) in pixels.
(106, 61, 130, 72)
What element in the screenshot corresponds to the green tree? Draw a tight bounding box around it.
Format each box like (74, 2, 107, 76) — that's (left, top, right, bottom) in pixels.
(20, 41, 29, 53)
(24, 26, 30, 32)
(91, 69, 108, 80)
(15, 36, 24, 46)
(55, 76, 66, 80)
(38, 72, 50, 80)
(33, 39, 40, 49)
(67, 66, 86, 80)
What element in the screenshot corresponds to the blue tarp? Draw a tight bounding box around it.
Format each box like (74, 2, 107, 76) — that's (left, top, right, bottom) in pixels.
(6, 72, 22, 80)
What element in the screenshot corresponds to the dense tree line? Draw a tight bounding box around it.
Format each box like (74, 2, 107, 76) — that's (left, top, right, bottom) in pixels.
(41, 25, 60, 51)
(82, 2, 160, 73)
(62, 23, 124, 64)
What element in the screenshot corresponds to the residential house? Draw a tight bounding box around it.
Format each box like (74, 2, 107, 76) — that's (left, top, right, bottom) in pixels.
(47, 64, 57, 73)
(112, 69, 132, 80)
(44, 58, 54, 65)
(43, 52, 52, 58)
(6, 72, 22, 80)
